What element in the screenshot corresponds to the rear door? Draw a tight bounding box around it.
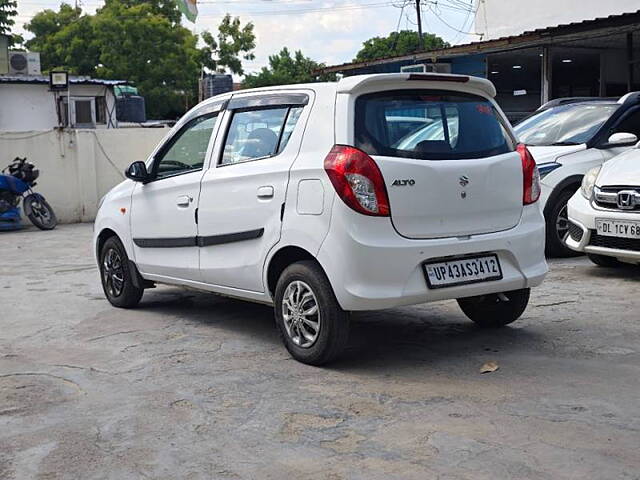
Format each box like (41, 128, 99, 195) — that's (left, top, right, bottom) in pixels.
(347, 88, 522, 239)
(197, 91, 310, 292)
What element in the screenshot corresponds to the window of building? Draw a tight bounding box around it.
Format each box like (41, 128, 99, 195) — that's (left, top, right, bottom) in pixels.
(57, 96, 109, 127)
(95, 97, 107, 124)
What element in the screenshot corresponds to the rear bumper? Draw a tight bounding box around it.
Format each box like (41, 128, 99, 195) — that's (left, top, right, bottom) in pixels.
(317, 202, 548, 311)
(566, 192, 640, 263)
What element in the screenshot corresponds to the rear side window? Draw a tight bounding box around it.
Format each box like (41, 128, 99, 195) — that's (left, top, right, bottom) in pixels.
(221, 106, 304, 165)
(355, 90, 514, 160)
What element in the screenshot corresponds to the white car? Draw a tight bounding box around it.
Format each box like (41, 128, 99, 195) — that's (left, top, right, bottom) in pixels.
(514, 94, 640, 257)
(566, 143, 640, 266)
(94, 73, 548, 365)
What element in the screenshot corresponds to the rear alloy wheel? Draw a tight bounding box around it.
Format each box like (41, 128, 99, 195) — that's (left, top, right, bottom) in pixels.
(546, 189, 581, 257)
(99, 236, 143, 308)
(587, 253, 622, 268)
(275, 261, 349, 365)
(457, 288, 530, 328)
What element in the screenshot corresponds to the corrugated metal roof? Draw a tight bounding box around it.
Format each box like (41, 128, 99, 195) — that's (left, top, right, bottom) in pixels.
(0, 74, 128, 86)
(320, 9, 640, 74)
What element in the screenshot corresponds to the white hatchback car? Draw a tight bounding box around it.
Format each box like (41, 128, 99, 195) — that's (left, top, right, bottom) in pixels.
(94, 73, 548, 365)
(566, 143, 640, 266)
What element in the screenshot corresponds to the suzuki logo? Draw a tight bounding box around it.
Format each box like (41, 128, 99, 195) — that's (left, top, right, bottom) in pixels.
(459, 175, 470, 187)
(617, 190, 637, 210)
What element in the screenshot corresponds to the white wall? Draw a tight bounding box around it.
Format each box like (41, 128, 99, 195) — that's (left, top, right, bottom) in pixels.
(0, 83, 118, 131)
(0, 128, 169, 223)
(475, 0, 640, 40)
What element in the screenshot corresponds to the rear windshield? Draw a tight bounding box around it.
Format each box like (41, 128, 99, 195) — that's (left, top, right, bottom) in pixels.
(355, 90, 514, 160)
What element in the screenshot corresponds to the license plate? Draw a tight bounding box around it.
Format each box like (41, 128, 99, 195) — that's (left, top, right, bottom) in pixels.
(423, 254, 503, 289)
(596, 218, 640, 239)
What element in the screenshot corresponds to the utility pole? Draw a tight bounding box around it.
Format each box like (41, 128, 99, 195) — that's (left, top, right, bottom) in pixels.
(415, 0, 424, 49)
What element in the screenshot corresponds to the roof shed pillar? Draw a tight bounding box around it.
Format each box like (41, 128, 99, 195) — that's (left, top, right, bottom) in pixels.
(627, 32, 634, 92)
(541, 46, 552, 104)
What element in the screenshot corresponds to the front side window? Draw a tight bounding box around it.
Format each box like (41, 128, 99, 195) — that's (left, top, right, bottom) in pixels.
(355, 90, 513, 160)
(221, 106, 303, 165)
(154, 114, 218, 179)
(613, 109, 640, 138)
(515, 103, 618, 146)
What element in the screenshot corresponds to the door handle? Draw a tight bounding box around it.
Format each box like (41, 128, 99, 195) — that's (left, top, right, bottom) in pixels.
(257, 186, 274, 199)
(176, 195, 193, 207)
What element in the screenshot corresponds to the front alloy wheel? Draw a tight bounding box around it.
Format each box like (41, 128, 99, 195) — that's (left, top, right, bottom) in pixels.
(102, 248, 125, 298)
(99, 236, 143, 308)
(545, 189, 580, 257)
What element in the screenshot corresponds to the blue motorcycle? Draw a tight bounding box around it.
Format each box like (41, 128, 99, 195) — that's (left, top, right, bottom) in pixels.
(0, 157, 57, 231)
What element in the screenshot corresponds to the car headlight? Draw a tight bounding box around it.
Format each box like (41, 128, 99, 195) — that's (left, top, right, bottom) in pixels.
(538, 162, 562, 179)
(581, 166, 601, 199)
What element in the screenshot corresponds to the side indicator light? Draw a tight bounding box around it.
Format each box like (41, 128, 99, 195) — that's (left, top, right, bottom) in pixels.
(120, 207, 127, 215)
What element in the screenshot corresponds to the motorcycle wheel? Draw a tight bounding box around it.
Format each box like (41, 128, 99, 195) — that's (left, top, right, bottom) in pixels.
(24, 194, 58, 230)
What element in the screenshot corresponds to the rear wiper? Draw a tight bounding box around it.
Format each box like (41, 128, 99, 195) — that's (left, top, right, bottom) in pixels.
(549, 141, 581, 146)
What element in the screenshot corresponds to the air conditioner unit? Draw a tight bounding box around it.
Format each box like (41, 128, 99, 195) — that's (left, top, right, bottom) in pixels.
(9, 52, 41, 75)
(401, 63, 452, 74)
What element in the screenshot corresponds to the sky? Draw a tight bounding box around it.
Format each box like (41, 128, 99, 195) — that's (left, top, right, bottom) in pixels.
(15, 0, 481, 73)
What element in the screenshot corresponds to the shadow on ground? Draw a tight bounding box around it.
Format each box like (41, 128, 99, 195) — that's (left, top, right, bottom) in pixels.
(134, 285, 543, 372)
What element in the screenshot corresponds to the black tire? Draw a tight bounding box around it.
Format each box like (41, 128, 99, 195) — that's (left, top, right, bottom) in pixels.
(587, 253, 622, 268)
(457, 288, 530, 328)
(99, 236, 143, 308)
(274, 260, 350, 365)
(24, 194, 57, 230)
(545, 189, 580, 258)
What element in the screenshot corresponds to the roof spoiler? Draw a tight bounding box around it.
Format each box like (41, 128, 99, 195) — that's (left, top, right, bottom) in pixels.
(336, 73, 496, 98)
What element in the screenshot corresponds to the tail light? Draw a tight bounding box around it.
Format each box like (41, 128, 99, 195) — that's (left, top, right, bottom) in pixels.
(324, 145, 390, 216)
(518, 144, 541, 205)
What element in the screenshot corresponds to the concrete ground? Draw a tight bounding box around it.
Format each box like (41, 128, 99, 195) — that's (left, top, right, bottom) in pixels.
(1, 224, 639, 480)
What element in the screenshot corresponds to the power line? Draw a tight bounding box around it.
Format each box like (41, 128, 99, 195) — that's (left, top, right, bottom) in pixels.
(17, 1, 398, 21)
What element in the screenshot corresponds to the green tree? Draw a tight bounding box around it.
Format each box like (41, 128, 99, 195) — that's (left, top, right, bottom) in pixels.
(354, 30, 449, 62)
(0, 0, 21, 46)
(24, 2, 255, 119)
(242, 47, 335, 89)
(200, 15, 256, 75)
(25, 5, 98, 75)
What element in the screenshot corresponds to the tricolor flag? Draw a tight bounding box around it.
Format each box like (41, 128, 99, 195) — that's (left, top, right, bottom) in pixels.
(177, 0, 198, 23)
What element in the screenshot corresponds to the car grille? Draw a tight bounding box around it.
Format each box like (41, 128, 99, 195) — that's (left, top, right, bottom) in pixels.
(568, 221, 584, 242)
(594, 186, 640, 211)
(589, 231, 640, 251)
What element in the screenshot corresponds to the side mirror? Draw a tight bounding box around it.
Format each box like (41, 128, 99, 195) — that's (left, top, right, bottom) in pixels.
(607, 132, 638, 146)
(125, 161, 149, 182)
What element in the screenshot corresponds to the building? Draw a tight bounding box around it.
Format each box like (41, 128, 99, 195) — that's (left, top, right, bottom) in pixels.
(475, 0, 640, 40)
(319, 8, 640, 121)
(0, 36, 131, 130)
(0, 75, 126, 130)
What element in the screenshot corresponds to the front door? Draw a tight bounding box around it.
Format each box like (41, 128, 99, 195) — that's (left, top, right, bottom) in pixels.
(198, 93, 309, 292)
(131, 113, 219, 280)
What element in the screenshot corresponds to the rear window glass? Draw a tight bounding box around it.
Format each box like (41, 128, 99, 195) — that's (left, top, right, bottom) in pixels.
(355, 90, 514, 160)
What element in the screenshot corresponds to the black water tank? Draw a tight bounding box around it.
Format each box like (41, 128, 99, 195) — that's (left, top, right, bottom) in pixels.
(116, 95, 146, 123)
(202, 74, 233, 99)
